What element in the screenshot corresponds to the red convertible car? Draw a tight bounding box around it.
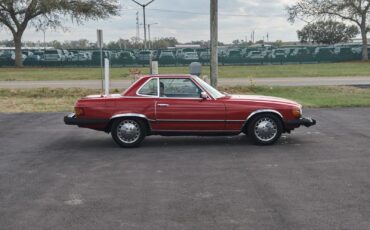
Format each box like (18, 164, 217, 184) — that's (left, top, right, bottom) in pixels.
(64, 75, 316, 147)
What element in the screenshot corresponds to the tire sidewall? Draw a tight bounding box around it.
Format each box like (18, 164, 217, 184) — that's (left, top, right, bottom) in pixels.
(111, 118, 146, 148)
(247, 113, 283, 145)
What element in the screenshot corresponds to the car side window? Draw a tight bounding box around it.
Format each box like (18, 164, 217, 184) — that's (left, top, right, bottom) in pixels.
(159, 78, 201, 98)
(138, 78, 158, 96)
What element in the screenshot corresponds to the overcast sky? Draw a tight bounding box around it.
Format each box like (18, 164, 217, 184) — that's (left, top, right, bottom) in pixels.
(1, 0, 305, 44)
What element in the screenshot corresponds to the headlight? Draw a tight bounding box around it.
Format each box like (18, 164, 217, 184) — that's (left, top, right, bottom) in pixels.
(292, 107, 302, 118)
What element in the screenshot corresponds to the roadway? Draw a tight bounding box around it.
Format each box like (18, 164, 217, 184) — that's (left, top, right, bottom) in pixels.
(1, 76, 370, 89)
(1, 108, 370, 229)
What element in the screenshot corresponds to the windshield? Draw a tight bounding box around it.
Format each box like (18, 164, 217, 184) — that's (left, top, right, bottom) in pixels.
(194, 76, 225, 99)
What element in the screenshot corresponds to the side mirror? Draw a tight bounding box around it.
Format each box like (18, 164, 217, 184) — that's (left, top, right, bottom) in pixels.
(200, 92, 209, 100)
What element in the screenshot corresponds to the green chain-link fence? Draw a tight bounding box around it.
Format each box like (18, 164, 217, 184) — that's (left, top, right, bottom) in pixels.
(0, 45, 366, 68)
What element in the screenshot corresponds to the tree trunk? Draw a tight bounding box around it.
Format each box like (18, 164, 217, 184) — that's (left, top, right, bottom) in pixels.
(361, 28, 368, 61)
(13, 34, 23, 67)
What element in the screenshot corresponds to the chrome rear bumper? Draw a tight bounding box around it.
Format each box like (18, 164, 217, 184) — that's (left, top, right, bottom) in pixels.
(64, 113, 109, 126)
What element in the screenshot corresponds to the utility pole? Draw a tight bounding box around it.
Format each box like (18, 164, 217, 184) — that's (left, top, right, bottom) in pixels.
(210, 0, 218, 88)
(148, 23, 158, 49)
(148, 24, 151, 49)
(131, 0, 156, 49)
(40, 28, 46, 51)
(136, 11, 140, 41)
(43, 29, 46, 51)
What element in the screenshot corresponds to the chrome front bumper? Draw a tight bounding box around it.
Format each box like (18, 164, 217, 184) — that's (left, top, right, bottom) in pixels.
(286, 117, 317, 128)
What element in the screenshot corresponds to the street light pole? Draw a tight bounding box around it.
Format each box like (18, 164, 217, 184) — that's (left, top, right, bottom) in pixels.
(143, 6, 147, 48)
(148, 24, 150, 48)
(131, 0, 156, 50)
(148, 23, 158, 49)
(40, 28, 46, 51)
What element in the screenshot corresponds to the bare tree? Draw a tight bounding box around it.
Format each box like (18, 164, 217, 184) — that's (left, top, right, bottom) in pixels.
(0, 0, 120, 67)
(287, 0, 370, 61)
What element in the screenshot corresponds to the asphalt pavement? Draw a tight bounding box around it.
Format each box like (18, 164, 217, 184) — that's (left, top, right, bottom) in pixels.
(1, 108, 370, 230)
(1, 76, 370, 89)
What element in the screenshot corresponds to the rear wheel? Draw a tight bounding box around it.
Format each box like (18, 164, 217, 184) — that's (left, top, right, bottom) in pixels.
(111, 119, 146, 148)
(247, 114, 283, 145)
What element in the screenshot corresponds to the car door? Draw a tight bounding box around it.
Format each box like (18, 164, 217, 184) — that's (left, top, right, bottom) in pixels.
(152, 78, 226, 132)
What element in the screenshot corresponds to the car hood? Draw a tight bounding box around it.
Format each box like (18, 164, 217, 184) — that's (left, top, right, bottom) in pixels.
(227, 94, 301, 107)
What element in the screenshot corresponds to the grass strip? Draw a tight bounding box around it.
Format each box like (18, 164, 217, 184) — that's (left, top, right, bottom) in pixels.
(0, 86, 369, 113)
(1, 62, 370, 81)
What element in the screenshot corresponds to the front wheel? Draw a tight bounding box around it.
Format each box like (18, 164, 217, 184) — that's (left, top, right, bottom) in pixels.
(247, 114, 283, 145)
(111, 119, 146, 148)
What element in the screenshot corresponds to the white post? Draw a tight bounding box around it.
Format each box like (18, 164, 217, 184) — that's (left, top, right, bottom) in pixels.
(104, 58, 110, 95)
(97, 29, 104, 93)
(151, 61, 158, 74)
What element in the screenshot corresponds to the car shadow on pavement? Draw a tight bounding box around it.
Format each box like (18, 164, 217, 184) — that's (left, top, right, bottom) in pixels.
(50, 133, 309, 152)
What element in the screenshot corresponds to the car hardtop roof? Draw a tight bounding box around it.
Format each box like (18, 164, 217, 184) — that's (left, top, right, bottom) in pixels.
(141, 74, 195, 79)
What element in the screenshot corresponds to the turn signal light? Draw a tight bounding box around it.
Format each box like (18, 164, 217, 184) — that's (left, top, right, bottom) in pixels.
(75, 107, 85, 116)
(292, 108, 302, 118)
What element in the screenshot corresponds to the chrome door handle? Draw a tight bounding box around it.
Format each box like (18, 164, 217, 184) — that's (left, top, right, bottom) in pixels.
(157, 104, 170, 107)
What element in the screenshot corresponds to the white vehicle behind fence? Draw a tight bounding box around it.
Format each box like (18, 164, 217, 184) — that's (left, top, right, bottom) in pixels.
(136, 50, 153, 63)
(44, 49, 64, 62)
(182, 52, 199, 62)
(10, 51, 27, 61)
(247, 51, 265, 60)
(71, 52, 89, 61)
(351, 46, 364, 54)
(271, 49, 288, 59)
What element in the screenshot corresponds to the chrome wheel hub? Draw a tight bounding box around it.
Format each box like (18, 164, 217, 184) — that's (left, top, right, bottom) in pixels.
(117, 120, 141, 144)
(254, 118, 278, 142)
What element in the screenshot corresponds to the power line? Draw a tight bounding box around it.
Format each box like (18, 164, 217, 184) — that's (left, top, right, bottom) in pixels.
(147, 8, 285, 17)
(121, 7, 284, 18)
(131, 0, 156, 49)
(149, 8, 249, 17)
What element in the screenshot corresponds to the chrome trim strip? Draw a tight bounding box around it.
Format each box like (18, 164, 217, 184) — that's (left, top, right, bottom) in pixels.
(134, 76, 213, 100)
(122, 96, 204, 100)
(68, 113, 76, 118)
(190, 76, 216, 100)
(246, 109, 283, 121)
(157, 77, 213, 100)
(240, 109, 284, 132)
(111, 113, 154, 122)
(157, 104, 170, 107)
(135, 77, 160, 98)
(155, 119, 244, 123)
(157, 76, 160, 97)
(158, 97, 203, 100)
(151, 130, 241, 133)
